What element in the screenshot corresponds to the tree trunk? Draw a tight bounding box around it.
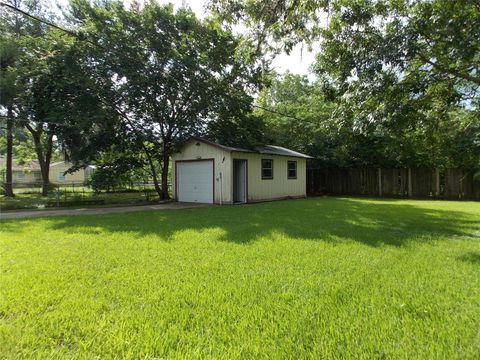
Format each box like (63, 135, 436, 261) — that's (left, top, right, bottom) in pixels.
(144, 150, 162, 199)
(4, 106, 15, 197)
(40, 163, 51, 196)
(27, 126, 54, 196)
(42, 132, 54, 196)
(160, 153, 170, 200)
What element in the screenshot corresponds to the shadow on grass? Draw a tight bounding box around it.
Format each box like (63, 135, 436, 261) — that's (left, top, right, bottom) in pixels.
(458, 252, 480, 264)
(4, 198, 479, 247)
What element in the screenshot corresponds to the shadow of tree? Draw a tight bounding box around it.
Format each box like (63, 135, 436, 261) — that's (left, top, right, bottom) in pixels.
(458, 252, 480, 264)
(5, 198, 479, 247)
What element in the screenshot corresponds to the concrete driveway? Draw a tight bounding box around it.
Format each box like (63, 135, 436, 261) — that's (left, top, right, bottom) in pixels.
(1, 202, 208, 220)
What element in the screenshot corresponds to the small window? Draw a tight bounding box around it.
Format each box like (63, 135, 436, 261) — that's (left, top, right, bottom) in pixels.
(33, 172, 42, 181)
(261, 159, 273, 179)
(58, 172, 66, 181)
(17, 172, 25, 180)
(288, 161, 297, 179)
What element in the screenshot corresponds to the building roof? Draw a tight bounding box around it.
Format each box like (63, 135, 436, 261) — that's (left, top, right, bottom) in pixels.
(253, 145, 313, 158)
(0, 158, 81, 172)
(186, 137, 313, 159)
(0, 157, 41, 172)
(50, 161, 70, 167)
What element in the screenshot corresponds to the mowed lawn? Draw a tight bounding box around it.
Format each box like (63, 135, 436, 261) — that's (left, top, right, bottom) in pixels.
(1, 198, 479, 359)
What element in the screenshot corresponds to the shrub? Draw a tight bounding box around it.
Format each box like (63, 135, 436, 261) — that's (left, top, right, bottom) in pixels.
(86, 168, 123, 193)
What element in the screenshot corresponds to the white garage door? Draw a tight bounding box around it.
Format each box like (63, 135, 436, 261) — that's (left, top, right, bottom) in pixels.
(176, 161, 214, 204)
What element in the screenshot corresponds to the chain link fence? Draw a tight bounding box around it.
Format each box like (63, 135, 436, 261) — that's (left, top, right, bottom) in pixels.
(1, 181, 171, 210)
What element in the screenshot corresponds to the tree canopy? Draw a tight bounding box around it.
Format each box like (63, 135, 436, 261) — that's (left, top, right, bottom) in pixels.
(212, 0, 480, 170)
(60, 0, 264, 199)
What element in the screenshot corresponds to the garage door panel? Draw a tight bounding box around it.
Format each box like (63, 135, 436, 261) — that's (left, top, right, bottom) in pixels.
(177, 161, 214, 203)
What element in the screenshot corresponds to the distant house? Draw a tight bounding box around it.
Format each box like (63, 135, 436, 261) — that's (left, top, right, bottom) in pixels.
(48, 162, 93, 184)
(0, 159, 43, 184)
(0, 158, 95, 185)
(172, 137, 312, 204)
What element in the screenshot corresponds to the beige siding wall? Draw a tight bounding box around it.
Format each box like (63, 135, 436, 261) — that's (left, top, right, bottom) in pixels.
(12, 171, 37, 183)
(49, 163, 85, 184)
(172, 140, 232, 204)
(8, 163, 85, 184)
(232, 152, 306, 202)
(172, 140, 307, 204)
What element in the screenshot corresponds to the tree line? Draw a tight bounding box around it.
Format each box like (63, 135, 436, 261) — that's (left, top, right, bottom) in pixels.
(1, 0, 479, 199)
(246, 0, 480, 169)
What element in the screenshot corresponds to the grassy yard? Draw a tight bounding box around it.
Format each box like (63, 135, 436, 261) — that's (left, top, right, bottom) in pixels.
(1, 197, 479, 359)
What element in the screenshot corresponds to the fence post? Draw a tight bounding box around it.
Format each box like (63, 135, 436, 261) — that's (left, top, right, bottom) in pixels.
(310, 169, 314, 195)
(378, 168, 382, 197)
(143, 183, 148, 201)
(408, 168, 412, 197)
(459, 171, 464, 199)
(435, 168, 440, 197)
(310, 169, 315, 195)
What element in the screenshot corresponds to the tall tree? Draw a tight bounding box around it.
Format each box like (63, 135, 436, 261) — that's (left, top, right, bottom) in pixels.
(313, 0, 480, 168)
(255, 72, 334, 157)
(0, 37, 17, 196)
(212, 0, 480, 169)
(1, 0, 68, 195)
(0, 0, 25, 197)
(209, 0, 328, 57)
(67, 1, 262, 199)
(13, 31, 69, 195)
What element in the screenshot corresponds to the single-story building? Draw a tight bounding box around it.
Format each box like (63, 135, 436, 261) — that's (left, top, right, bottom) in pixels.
(172, 138, 312, 204)
(0, 158, 95, 185)
(0, 159, 43, 184)
(49, 161, 94, 184)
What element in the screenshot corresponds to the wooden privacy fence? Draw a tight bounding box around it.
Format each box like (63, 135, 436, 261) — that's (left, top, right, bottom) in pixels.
(307, 168, 480, 200)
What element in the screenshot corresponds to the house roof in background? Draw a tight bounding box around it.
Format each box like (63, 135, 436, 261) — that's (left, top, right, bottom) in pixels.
(50, 161, 69, 167)
(0, 158, 80, 171)
(185, 137, 313, 159)
(0, 157, 41, 171)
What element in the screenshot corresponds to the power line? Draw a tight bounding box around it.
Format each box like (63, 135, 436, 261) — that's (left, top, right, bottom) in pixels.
(252, 103, 310, 123)
(1, 2, 75, 35)
(0, 116, 79, 128)
(1, 2, 309, 124)
(0, 1, 104, 49)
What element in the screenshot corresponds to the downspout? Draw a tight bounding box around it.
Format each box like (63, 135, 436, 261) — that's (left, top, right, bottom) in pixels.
(219, 156, 226, 205)
(219, 172, 223, 206)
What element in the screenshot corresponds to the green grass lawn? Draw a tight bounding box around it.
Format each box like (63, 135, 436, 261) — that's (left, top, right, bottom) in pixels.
(1, 197, 479, 359)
